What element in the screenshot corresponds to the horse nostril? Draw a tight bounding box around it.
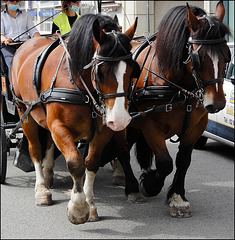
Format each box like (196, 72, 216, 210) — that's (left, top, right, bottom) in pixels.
(205, 105, 216, 113)
(205, 102, 225, 113)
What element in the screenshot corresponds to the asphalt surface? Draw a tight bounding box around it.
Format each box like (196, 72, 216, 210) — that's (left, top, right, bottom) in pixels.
(1, 139, 234, 239)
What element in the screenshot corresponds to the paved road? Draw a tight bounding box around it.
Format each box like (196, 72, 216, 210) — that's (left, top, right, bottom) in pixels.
(1, 139, 234, 239)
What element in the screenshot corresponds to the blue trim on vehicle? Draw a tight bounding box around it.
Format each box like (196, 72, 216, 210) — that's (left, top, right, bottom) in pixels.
(206, 120, 234, 142)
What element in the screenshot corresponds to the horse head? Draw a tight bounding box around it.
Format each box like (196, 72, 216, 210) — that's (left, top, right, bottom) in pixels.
(91, 18, 139, 131)
(186, 0, 231, 113)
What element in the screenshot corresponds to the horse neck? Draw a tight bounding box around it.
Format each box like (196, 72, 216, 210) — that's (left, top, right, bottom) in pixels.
(137, 56, 195, 90)
(74, 70, 95, 92)
(164, 67, 195, 88)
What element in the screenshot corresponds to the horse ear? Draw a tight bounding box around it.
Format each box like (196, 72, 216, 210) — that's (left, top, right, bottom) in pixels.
(114, 15, 119, 25)
(93, 18, 106, 45)
(186, 3, 200, 32)
(125, 17, 138, 40)
(215, 0, 225, 21)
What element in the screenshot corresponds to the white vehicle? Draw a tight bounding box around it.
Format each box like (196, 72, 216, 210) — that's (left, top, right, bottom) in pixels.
(195, 42, 234, 148)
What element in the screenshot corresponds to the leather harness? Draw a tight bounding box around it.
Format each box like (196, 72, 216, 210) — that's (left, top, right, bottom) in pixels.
(10, 36, 98, 142)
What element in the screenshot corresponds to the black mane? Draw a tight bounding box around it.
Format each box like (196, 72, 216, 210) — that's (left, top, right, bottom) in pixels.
(156, 5, 230, 77)
(67, 14, 131, 77)
(194, 16, 231, 62)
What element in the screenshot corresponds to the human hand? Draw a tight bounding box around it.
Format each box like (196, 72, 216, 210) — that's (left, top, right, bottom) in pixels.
(4, 38, 13, 46)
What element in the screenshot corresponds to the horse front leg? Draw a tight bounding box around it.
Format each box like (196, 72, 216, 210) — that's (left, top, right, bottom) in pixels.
(50, 126, 89, 224)
(113, 130, 145, 203)
(167, 116, 208, 218)
(167, 144, 192, 218)
(84, 127, 114, 222)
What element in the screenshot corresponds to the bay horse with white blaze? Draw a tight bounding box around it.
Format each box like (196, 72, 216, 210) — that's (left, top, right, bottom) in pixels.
(101, 1, 231, 216)
(129, 1, 231, 217)
(10, 14, 139, 224)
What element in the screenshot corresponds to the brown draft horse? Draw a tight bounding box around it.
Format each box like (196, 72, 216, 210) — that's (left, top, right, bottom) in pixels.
(128, 1, 231, 217)
(10, 14, 139, 224)
(101, 1, 231, 216)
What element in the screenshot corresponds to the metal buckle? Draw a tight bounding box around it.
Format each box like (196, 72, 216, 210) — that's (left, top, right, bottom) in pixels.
(92, 112, 97, 118)
(166, 104, 172, 112)
(187, 105, 192, 112)
(84, 95, 89, 104)
(40, 90, 52, 102)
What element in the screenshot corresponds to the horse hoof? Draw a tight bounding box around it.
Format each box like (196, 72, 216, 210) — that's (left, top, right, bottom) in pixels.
(169, 206, 191, 218)
(67, 199, 89, 224)
(35, 191, 52, 206)
(139, 181, 150, 197)
(127, 192, 146, 203)
(88, 208, 99, 222)
(112, 176, 125, 186)
(67, 211, 89, 224)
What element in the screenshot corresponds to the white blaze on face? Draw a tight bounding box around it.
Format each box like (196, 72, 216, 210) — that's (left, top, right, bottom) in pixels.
(106, 60, 131, 131)
(208, 51, 219, 92)
(203, 51, 220, 108)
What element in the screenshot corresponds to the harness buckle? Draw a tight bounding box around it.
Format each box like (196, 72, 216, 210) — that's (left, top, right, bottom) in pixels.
(40, 89, 52, 103)
(84, 95, 89, 104)
(92, 112, 97, 118)
(187, 105, 192, 112)
(166, 104, 172, 112)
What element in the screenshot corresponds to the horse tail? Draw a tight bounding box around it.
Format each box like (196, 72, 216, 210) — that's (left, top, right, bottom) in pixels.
(135, 133, 153, 170)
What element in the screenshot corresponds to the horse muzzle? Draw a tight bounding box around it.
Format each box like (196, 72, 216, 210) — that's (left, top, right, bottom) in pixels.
(204, 97, 226, 113)
(106, 111, 131, 131)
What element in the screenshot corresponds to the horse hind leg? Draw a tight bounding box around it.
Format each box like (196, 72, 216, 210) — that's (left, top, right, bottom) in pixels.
(113, 132, 146, 203)
(41, 131, 55, 188)
(111, 158, 125, 186)
(138, 131, 173, 197)
(21, 116, 53, 206)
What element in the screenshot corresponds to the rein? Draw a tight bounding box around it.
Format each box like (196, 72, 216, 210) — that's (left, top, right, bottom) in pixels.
(10, 29, 134, 139)
(129, 14, 227, 142)
(0, 6, 70, 50)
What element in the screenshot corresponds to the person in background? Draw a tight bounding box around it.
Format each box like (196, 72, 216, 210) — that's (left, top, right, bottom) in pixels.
(1, 0, 40, 76)
(52, 1, 81, 35)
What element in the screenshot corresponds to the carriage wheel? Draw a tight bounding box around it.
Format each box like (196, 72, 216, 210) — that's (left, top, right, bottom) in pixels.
(0, 124, 7, 184)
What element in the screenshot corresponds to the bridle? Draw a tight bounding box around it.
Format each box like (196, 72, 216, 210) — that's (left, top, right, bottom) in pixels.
(129, 14, 228, 122)
(84, 30, 133, 100)
(76, 30, 136, 122)
(81, 30, 136, 120)
(184, 15, 226, 96)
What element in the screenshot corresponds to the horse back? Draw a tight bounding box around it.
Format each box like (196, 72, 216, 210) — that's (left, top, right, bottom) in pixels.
(10, 37, 54, 100)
